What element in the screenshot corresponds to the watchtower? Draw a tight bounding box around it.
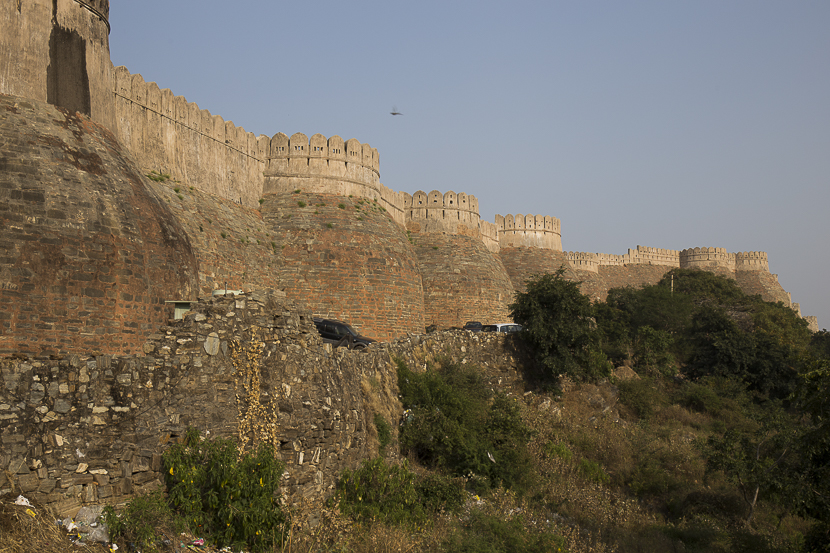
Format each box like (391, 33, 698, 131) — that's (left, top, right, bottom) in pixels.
(1, 0, 115, 130)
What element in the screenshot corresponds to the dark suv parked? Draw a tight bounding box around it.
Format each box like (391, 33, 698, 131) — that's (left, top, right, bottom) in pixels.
(313, 318, 376, 349)
(463, 321, 483, 332)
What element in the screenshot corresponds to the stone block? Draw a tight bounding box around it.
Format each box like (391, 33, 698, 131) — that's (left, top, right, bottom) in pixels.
(17, 472, 40, 492)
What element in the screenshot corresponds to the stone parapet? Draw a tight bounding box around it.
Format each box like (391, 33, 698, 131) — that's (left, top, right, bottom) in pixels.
(496, 214, 562, 251)
(113, 67, 268, 208)
(680, 247, 736, 272)
(735, 251, 769, 272)
(404, 190, 482, 238)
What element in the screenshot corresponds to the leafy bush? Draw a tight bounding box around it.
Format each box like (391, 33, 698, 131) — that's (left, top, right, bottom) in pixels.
(676, 381, 724, 415)
(442, 510, 567, 553)
(510, 269, 611, 382)
(103, 490, 183, 553)
(617, 377, 663, 420)
(373, 413, 392, 452)
(397, 359, 535, 493)
(163, 428, 287, 552)
(335, 457, 464, 527)
(578, 459, 610, 485)
(634, 325, 676, 376)
(543, 441, 573, 461)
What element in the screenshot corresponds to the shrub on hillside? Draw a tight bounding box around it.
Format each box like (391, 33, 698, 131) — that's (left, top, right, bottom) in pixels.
(397, 359, 535, 493)
(335, 457, 465, 527)
(442, 510, 567, 553)
(162, 428, 288, 552)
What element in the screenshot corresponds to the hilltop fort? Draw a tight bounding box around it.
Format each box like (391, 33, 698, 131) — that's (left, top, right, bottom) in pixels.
(0, 0, 817, 357)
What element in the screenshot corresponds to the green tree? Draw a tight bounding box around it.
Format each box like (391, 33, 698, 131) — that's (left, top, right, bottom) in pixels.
(793, 360, 830, 550)
(701, 407, 795, 526)
(510, 269, 610, 382)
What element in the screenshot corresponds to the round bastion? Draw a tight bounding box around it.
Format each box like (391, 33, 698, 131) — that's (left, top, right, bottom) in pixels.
(0, 93, 199, 356)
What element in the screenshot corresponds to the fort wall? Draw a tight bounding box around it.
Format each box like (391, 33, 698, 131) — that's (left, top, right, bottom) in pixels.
(679, 247, 735, 272)
(264, 133, 406, 226)
(498, 247, 576, 292)
(261, 192, 425, 341)
(495, 214, 562, 251)
(407, 230, 514, 328)
(0, 94, 198, 357)
(0, 0, 115, 132)
(404, 190, 482, 238)
(145, 180, 283, 298)
(113, 67, 269, 209)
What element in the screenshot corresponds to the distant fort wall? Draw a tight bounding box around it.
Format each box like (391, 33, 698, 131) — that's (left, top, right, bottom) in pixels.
(564, 246, 771, 274)
(496, 214, 562, 251)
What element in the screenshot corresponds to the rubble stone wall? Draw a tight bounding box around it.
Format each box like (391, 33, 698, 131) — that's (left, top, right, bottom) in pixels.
(0, 290, 527, 516)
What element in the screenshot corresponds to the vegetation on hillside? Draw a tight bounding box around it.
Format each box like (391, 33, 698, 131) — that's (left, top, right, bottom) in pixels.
(16, 268, 828, 553)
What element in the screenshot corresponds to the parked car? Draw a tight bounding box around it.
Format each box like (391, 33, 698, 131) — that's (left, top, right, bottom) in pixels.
(463, 321, 483, 332)
(481, 323, 523, 333)
(313, 318, 376, 349)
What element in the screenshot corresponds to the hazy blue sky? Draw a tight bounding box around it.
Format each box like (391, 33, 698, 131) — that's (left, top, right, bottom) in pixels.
(109, 1, 830, 329)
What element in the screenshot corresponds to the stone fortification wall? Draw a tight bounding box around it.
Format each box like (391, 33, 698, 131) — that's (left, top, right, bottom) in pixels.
(404, 190, 481, 236)
(406, 227, 514, 328)
(498, 248, 577, 293)
(495, 214, 562, 251)
(0, 94, 198, 357)
(679, 247, 735, 272)
(566, 246, 680, 272)
(145, 180, 282, 298)
(481, 220, 500, 252)
(734, 270, 791, 306)
(0, 290, 525, 515)
(566, 252, 599, 273)
(0, 0, 114, 131)
(734, 251, 769, 272)
(261, 192, 425, 342)
(403, 189, 502, 252)
(113, 67, 269, 209)
(265, 133, 406, 226)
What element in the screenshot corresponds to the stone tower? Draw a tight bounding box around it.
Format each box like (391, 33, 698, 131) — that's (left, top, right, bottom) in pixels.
(0, 0, 115, 131)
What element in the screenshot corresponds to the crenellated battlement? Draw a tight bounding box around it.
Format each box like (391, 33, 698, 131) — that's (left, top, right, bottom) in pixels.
(566, 246, 772, 276)
(404, 190, 485, 238)
(264, 132, 407, 224)
(566, 251, 600, 273)
(496, 214, 562, 251)
(113, 67, 269, 207)
(735, 251, 769, 272)
(680, 247, 736, 271)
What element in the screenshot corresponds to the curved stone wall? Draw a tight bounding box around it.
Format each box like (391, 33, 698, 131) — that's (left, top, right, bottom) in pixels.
(679, 247, 735, 273)
(407, 223, 514, 328)
(146, 180, 282, 297)
(261, 192, 424, 341)
(264, 133, 407, 226)
(496, 214, 562, 251)
(0, 94, 198, 356)
(498, 247, 577, 293)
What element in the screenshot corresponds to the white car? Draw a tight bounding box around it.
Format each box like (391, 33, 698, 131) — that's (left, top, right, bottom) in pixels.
(481, 323, 523, 333)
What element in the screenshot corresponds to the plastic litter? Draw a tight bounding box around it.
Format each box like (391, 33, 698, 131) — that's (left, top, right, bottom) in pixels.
(14, 495, 33, 507)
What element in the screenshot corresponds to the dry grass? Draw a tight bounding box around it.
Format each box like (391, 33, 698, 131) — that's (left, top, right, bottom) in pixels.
(0, 494, 109, 553)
